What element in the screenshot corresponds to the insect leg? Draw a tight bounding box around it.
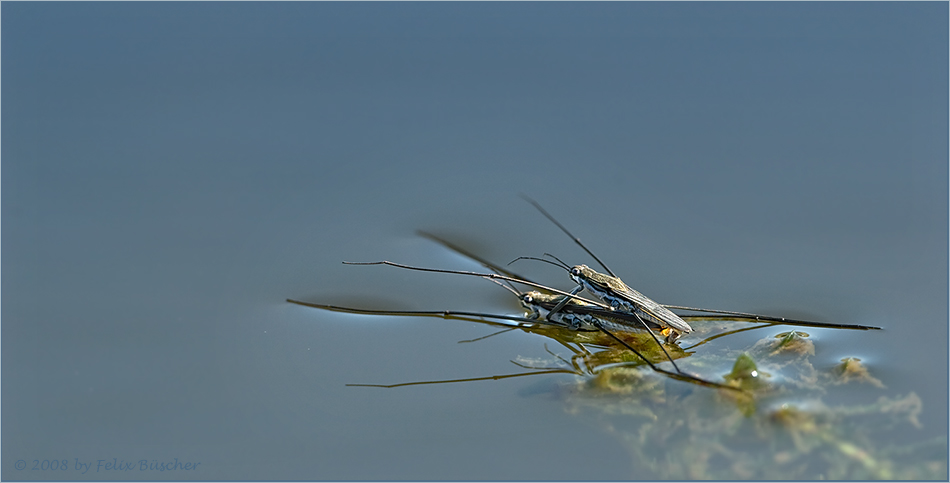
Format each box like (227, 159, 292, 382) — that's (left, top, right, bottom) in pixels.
(666, 305, 882, 330)
(287, 299, 546, 327)
(542, 285, 585, 323)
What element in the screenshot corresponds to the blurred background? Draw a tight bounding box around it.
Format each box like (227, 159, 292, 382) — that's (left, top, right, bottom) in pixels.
(3, 3, 946, 479)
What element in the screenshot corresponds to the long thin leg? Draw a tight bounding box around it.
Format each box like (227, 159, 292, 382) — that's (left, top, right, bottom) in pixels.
(287, 299, 553, 327)
(668, 306, 881, 330)
(543, 285, 585, 320)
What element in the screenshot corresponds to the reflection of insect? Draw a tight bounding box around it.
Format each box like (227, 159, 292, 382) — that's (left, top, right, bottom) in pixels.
(517, 195, 882, 334)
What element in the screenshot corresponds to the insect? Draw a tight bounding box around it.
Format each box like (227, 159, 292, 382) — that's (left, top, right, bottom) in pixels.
(517, 195, 881, 334)
(291, 201, 880, 393)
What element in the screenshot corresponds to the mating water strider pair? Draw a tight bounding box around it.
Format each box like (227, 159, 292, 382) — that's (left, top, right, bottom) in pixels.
(289, 196, 880, 391)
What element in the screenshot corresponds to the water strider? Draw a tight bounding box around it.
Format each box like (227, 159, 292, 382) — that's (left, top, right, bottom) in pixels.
(333, 250, 871, 392)
(289, 201, 879, 393)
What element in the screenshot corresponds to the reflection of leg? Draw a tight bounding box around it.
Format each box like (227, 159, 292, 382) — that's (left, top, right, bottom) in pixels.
(542, 344, 575, 369)
(554, 339, 584, 357)
(457, 327, 520, 344)
(575, 342, 592, 357)
(549, 341, 588, 372)
(542, 341, 597, 374)
(347, 368, 577, 388)
(510, 352, 576, 373)
(680, 322, 778, 351)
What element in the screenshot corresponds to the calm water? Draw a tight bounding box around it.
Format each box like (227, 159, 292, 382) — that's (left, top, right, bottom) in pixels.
(3, 3, 947, 480)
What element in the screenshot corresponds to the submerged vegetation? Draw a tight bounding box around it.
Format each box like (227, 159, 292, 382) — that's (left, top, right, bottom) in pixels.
(545, 320, 943, 479)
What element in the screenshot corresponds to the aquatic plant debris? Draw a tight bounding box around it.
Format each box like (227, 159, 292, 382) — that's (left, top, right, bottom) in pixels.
(771, 330, 815, 356)
(559, 331, 943, 479)
(833, 357, 885, 389)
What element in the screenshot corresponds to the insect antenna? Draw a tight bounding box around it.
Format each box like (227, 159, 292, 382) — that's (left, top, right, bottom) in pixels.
(541, 253, 572, 270)
(520, 194, 616, 277)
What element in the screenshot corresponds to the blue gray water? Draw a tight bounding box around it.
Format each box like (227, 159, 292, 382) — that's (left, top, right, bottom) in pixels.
(3, 3, 946, 480)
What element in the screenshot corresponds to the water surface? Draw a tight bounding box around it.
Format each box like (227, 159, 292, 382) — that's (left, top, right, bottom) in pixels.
(3, 3, 947, 480)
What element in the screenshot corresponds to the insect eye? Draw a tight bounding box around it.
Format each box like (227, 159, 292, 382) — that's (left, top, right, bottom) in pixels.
(523, 295, 533, 303)
(571, 267, 580, 276)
